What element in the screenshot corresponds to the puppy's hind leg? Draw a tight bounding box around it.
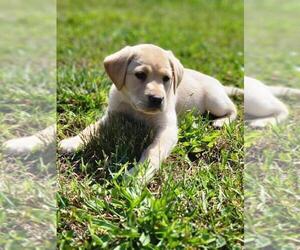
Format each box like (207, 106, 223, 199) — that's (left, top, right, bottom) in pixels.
(212, 109, 237, 128)
(204, 92, 237, 128)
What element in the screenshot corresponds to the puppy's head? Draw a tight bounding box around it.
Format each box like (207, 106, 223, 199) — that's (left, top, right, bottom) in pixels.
(104, 44, 183, 114)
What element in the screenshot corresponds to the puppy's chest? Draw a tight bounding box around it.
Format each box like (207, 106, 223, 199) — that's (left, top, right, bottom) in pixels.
(110, 101, 160, 126)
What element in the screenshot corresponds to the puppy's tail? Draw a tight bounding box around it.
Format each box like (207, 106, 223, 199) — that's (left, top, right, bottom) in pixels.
(268, 86, 300, 97)
(224, 86, 244, 96)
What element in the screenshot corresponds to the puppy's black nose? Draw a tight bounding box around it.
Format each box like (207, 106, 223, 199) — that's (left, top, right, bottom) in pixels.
(148, 95, 164, 107)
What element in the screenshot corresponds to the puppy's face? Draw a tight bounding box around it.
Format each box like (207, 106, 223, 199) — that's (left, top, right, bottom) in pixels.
(125, 47, 173, 114)
(104, 44, 183, 114)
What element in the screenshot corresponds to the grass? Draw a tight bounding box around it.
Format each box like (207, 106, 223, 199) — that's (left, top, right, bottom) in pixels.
(0, 0, 56, 249)
(57, 0, 244, 249)
(244, 0, 300, 249)
(1, 0, 298, 249)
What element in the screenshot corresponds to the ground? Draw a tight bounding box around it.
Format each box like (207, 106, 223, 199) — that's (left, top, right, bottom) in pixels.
(57, 0, 244, 249)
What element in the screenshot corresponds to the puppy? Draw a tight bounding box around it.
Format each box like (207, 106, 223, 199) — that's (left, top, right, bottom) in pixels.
(245, 76, 300, 128)
(59, 44, 238, 182)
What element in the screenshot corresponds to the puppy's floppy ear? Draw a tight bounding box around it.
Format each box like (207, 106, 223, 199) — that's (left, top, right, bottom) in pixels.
(167, 50, 184, 94)
(103, 46, 133, 90)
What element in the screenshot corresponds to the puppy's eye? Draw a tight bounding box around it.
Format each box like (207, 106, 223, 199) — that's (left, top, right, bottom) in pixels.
(135, 72, 147, 81)
(163, 75, 170, 83)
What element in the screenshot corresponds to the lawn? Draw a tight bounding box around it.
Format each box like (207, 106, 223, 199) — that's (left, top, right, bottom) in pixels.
(57, 0, 244, 249)
(244, 0, 300, 249)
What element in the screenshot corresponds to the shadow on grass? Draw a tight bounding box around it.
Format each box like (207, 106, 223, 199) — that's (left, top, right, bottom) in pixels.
(59, 112, 155, 182)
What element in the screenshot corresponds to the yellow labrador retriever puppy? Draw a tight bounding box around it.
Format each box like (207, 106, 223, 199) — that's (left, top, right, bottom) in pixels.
(59, 44, 238, 182)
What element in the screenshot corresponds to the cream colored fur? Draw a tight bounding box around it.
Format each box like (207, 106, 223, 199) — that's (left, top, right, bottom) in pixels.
(245, 76, 300, 128)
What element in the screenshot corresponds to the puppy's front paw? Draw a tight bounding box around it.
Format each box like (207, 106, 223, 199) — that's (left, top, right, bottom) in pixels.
(125, 162, 157, 185)
(58, 136, 83, 153)
(137, 149, 160, 182)
(3, 136, 42, 155)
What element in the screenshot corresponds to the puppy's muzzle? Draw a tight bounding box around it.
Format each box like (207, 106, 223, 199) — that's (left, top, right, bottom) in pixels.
(147, 95, 164, 109)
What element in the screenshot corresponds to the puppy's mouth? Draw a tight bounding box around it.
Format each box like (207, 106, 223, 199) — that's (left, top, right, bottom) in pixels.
(132, 102, 164, 115)
(143, 107, 163, 114)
